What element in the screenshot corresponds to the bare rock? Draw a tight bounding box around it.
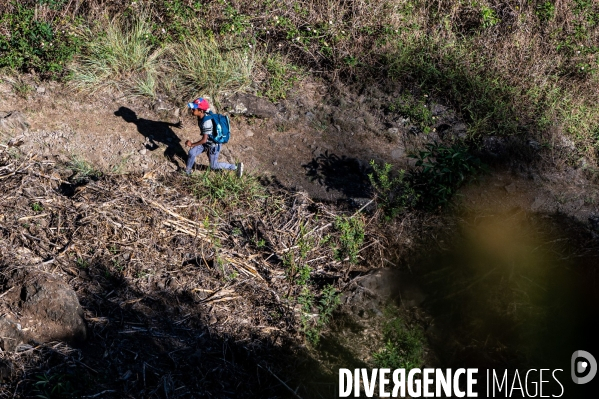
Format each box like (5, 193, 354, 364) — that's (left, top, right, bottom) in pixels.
(348, 268, 426, 310)
(431, 103, 447, 116)
(0, 268, 87, 344)
(0, 358, 15, 382)
(221, 93, 278, 118)
(152, 98, 175, 112)
(0, 317, 24, 353)
(482, 136, 509, 157)
(504, 183, 517, 194)
(391, 147, 405, 160)
(0, 111, 29, 135)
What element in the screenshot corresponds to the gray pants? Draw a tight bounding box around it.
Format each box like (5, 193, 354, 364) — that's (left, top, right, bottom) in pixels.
(186, 143, 236, 173)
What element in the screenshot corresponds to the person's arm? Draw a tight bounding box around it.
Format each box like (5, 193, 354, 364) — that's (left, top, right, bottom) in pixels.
(185, 134, 207, 148)
(185, 116, 213, 148)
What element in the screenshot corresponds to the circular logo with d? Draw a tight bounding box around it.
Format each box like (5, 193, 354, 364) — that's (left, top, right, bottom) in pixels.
(571, 350, 597, 384)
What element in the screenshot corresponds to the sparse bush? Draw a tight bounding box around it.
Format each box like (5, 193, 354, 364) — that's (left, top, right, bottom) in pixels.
(32, 372, 78, 399)
(261, 55, 301, 101)
(373, 315, 425, 370)
(333, 215, 365, 264)
(480, 5, 500, 29)
(368, 160, 418, 219)
(190, 168, 266, 209)
(536, 1, 556, 23)
(297, 284, 340, 345)
(388, 94, 434, 134)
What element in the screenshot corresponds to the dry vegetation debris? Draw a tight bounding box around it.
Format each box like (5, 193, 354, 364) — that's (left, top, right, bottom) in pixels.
(0, 143, 386, 397)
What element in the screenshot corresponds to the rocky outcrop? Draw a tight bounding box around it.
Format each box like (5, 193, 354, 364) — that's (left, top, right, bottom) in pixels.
(0, 111, 29, 136)
(221, 93, 278, 118)
(0, 268, 86, 349)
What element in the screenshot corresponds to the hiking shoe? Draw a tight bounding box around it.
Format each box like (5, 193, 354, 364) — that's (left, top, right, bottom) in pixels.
(236, 162, 244, 178)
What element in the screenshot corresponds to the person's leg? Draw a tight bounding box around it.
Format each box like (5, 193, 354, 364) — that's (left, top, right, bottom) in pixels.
(186, 145, 205, 173)
(207, 144, 237, 171)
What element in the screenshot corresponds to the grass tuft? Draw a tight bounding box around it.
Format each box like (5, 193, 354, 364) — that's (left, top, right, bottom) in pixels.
(169, 37, 255, 100)
(69, 11, 163, 97)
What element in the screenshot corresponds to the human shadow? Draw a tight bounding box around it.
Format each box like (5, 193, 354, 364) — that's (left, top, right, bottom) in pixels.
(114, 106, 186, 167)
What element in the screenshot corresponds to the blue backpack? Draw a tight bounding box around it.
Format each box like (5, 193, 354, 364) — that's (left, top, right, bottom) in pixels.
(202, 111, 230, 144)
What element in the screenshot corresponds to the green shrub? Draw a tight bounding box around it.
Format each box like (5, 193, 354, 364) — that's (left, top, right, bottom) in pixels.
(297, 284, 340, 345)
(333, 215, 365, 264)
(388, 94, 434, 134)
(409, 142, 485, 210)
(373, 316, 424, 370)
(190, 168, 266, 209)
(0, 2, 81, 77)
(262, 55, 301, 101)
(32, 372, 78, 399)
(480, 6, 500, 29)
(368, 160, 418, 219)
(536, 1, 556, 22)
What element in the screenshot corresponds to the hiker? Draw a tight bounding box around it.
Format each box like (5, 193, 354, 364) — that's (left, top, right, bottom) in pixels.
(184, 98, 243, 177)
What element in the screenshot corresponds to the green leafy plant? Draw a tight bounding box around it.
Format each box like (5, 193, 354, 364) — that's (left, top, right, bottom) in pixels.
(297, 287, 316, 341)
(297, 222, 315, 259)
(191, 167, 265, 208)
(0, 2, 82, 77)
(317, 284, 340, 327)
(536, 1, 556, 22)
(480, 6, 500, 29)
(368, 161, 418, 219)
(112, 259, 124, 273)
(409, 142, 485, 210)
(32, 372, 78, 399)
(75, 258, 88, 269)
(226, 270, 239, 280)
(297, 284, 340, 345)
(333, 215, 365, 264)
(388, 94, 433, 134)
(31, 202, 43, 212)
(38, 0, 68, 11)
(373, 315, 425, 370)
(221, 5, 251, 35)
